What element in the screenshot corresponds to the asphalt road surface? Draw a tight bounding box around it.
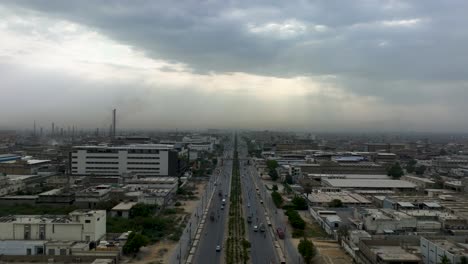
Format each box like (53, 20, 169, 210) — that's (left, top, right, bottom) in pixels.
(238, 142, 279, 264)
(192, 143, 234, 264)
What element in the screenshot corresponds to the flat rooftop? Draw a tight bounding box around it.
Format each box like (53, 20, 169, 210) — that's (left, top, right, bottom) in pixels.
(404, 176, 435, 183)
(370, 245, 420, 261)
(323, 179, 417, 189)
(74, 144, 174, 150)
(308, 192, 371, 204)
(112, 202, 138, 211)
(307, 174, 390, 180)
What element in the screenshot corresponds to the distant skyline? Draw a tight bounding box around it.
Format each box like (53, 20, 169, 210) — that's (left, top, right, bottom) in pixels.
(1, 1, 468, 132)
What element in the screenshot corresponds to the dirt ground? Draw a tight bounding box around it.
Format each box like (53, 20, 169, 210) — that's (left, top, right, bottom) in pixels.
(123, 181, 208, 264)
(123, 240, 176, 264)
(313, 240, 353, 264)
(179, 181, 208, 216)
(288, 211, 352, 264)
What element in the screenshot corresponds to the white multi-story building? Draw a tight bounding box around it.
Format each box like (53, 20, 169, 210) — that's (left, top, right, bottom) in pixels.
(71, 144, 178, 177)
(0, 210, 106, 242)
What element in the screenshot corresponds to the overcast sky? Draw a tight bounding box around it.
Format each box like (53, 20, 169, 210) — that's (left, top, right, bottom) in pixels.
(1, 0, 468, 132)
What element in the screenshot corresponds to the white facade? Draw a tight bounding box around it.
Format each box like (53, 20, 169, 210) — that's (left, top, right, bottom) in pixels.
(188, 143, 214, 152)
(420, 237, 468, 264)
(0, 240, 46, 255)
(0, 210, 106, 242)
(361, 209, 417, 234)
(71, 144, 177, 176)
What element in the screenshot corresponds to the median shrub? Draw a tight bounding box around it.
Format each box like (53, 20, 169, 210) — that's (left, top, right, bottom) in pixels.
(271, 191, 283, 208)
(285, 209, 306, 230)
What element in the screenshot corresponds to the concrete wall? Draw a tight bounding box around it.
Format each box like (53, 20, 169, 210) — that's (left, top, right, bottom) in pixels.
(0, 240, 45, 255)
(420, 237, 464, 264)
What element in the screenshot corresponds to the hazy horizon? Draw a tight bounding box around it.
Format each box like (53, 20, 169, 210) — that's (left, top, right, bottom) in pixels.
(1, 1, 468, 132)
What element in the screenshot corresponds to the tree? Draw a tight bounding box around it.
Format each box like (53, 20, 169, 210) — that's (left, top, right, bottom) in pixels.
(460, 256, 467, 264)
(415, 165, 427, 175)
(406, 159, 417, 173)
(285, 174, 293, 184)
(439, 255, 451, 264)
(269, 169, 279, 181)
(292, 196, 308, 210)
(329, 199, 343, 208)
(303, 183, 313, 197)
(272, 184, 279, 191)
(440, 148, 448, 156)
(387, 162, 404, 179)
(298, 237, 317, 264)
(130, 203, 157, 218)
(267, 160, 279, 170)
(285, 209, 306, 230)
(337, 225, 350, 243)
(271, 191, 283, 208)
(123, 232, 150, 255)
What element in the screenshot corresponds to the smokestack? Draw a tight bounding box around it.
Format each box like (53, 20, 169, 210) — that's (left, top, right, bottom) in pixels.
(40, 127, 43, 137)
(33, 120, 36, 136)
(52, 122, 55, 136)
(112, 109, 116, 138)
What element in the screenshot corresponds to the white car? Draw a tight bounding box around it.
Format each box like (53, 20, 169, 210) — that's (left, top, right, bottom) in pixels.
(216, 245, 221, 252)
(253, 225, 258, 232)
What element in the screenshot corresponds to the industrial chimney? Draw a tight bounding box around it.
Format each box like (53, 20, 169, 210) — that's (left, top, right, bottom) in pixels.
(112, 109, 116, 138)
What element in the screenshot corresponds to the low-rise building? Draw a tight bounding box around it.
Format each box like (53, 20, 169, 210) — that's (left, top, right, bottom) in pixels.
(322, 179, 417, 192)
(307, 190, 371, 207)
(420, 237, 468, 264)
(357, 239, 421, 264)
(402, 176, 436, 190)
(0, 210, 106, 242)
(111, 202, 137, 218)
(359, 209, 417, 234)
(75, 185, 111, 209)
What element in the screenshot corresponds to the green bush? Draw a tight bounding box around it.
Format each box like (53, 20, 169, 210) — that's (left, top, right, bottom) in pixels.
(286, 209, 306, 230)
(123, 232, 149, 255)
(292, 196, 308, 210)
(271, 191, 283, 208)
(130, 203, 158, 218)
(292, 229, 304, 238)
(107, 215, 178, 242)
(298, 237, 317, 264)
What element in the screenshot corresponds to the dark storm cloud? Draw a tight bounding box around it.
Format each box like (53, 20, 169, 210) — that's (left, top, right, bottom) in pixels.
(2, 0, 468, 131)
(4, 0, 468, 81)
